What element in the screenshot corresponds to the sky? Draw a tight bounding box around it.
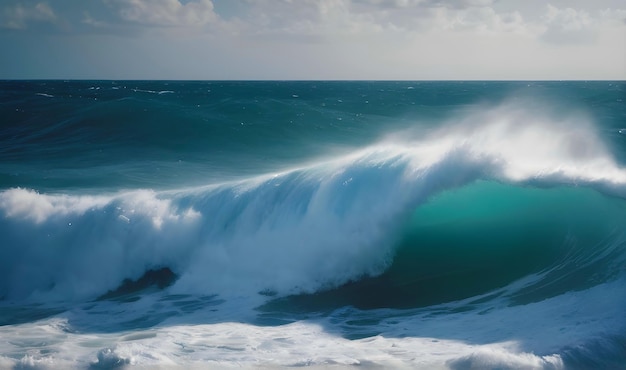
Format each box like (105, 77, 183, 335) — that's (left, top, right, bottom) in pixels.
(0, 0, 624, 80)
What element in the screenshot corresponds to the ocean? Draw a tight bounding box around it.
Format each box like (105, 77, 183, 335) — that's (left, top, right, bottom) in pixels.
(0, 80, 625, 369)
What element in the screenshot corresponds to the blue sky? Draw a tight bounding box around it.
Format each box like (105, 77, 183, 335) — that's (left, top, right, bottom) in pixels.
(1, 0, 624, 79)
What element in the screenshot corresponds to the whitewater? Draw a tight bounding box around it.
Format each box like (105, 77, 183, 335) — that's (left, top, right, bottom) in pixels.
(0, 81, 625, 369)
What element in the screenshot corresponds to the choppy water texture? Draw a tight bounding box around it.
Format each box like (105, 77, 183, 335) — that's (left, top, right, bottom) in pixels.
(1, 81, 625, 369)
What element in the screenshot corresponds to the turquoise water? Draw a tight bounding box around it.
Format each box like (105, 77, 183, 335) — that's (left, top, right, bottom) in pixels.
(0, 81, 625, 369)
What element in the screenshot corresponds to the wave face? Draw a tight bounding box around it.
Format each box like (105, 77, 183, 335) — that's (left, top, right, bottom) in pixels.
(0, 81, 625, 369)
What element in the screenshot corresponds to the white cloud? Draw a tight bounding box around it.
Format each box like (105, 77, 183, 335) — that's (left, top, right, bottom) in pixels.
(1, 2, 56, 30)
(535, 4, 626, 45)
(234, 0, 384, 40)
(540, 4, 595, 44)
(359, 0, 494, 9)
(428, 6, 530, 35)
(598, 7, 626, 23)
(237, 0, 535, 40)
(1, 0, 624, 79)
(108, 0, 218, 27)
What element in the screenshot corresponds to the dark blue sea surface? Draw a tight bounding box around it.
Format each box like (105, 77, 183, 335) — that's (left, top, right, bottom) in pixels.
(0, 81, 625, 369)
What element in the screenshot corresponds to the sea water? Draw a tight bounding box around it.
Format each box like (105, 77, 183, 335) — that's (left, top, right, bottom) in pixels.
(0, 81, 625, 369)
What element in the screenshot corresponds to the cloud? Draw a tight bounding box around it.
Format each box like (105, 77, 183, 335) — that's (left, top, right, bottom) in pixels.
(358, 0, 494, 9)
(107, 0, 218, 27)
(232, 0, 383, 41)
(426, 0, 495, 9)
(427, 6, 530, 35)
(240, 0, 532, 39)
(1, 2, 56, 30)
(599, 7, 626, 25)
(540, 4, 595, 44)
(537, 5, 626, 45)
(0, 0, 624, 79)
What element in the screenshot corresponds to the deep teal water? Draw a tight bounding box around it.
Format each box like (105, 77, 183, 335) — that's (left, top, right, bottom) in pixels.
(0, 81, 625, 369)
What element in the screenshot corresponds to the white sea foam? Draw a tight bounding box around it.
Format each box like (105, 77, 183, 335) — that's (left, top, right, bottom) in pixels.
(0, 276, 624, 369)
(131, 88, 175, 95)
(0, 320, 560, 370)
